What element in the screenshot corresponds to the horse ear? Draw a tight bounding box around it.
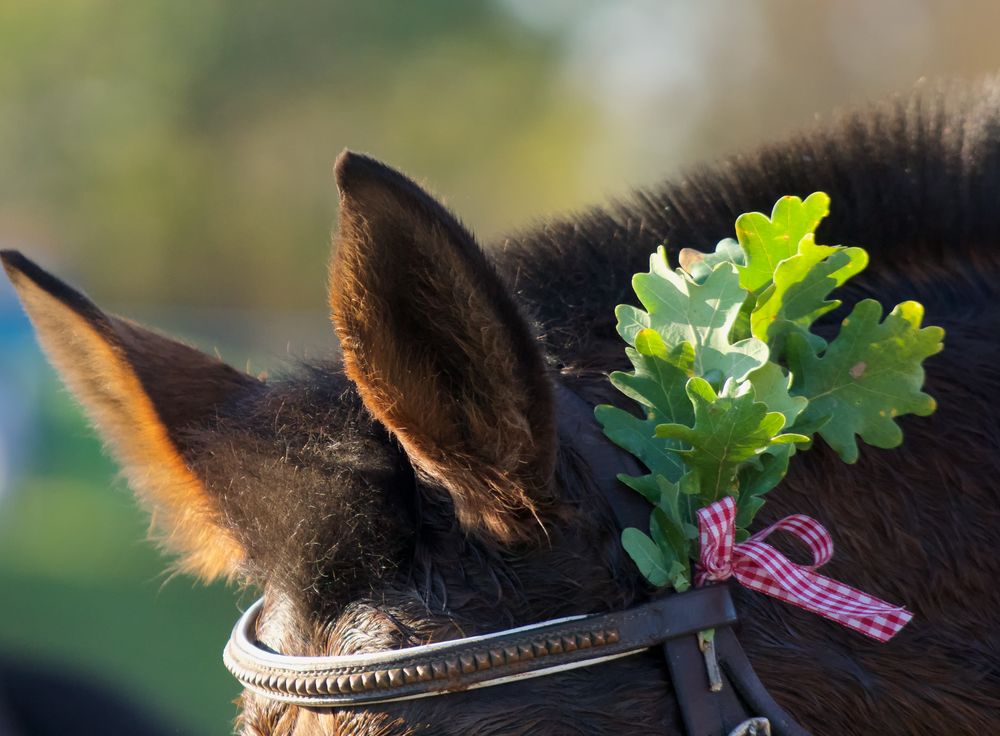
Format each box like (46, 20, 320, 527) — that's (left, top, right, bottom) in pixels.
(1, 250, 256, 581)
(329, 151, 556, 543)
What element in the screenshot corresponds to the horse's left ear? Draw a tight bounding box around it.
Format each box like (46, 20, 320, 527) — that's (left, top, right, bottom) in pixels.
(329, 151, 556, 544)
(1, 250, 257, 581)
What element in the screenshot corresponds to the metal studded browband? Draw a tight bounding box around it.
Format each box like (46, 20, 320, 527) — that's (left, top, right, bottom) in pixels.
(224, 585, 738, 707)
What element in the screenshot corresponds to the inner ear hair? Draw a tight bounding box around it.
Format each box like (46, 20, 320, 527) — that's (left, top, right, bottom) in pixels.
(329, 152, 557, 544)
(2, 250, 256, 581)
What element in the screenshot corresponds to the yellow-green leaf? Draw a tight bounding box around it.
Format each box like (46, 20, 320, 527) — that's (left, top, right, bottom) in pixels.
(736, 192, 830, 293)
(787, 299, 944, 463)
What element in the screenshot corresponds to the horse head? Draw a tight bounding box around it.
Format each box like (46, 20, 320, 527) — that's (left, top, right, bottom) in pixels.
(1, 151, 665, 735)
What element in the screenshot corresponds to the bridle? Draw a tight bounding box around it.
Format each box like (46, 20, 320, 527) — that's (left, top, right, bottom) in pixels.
(225, 586, 737, 707)
(223, 384, 812, 736)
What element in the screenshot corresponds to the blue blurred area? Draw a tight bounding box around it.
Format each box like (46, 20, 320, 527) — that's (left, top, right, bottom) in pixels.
(0, 271, 38, 504)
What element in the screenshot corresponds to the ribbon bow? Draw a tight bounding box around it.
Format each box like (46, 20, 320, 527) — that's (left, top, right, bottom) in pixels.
(696, 497, 912, 642)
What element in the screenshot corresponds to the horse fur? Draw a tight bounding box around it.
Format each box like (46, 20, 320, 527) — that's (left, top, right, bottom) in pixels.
(3, 76, 1000, 734)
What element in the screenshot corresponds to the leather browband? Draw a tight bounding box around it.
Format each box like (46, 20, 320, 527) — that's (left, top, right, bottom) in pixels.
(224, 585, 738, 707)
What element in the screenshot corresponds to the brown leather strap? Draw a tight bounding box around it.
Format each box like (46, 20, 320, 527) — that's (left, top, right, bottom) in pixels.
(664, 634, 749, 736)
(554, 383, 651, 532)
(555, 383, 811, 736)
(224, 586, 739, 706)
(714, 627, 811, 736)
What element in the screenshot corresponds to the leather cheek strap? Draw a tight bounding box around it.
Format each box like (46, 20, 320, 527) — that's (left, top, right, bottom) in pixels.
(555, 383, 811, 736)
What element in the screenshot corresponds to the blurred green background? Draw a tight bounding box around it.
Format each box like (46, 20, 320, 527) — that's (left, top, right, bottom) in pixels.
(2, 1, 1000, 733)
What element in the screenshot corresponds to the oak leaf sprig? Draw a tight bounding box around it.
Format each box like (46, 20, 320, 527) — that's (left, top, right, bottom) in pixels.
(597, 193, 944, 590)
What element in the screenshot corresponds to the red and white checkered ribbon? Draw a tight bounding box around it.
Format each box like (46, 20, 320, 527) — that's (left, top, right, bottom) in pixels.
(695, 496, 912, 642)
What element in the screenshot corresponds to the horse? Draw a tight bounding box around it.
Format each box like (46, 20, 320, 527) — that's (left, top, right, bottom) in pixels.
(2, 76, 998, 735)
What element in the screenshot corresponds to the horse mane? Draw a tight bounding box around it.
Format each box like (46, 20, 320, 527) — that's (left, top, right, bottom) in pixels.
(495, 76, 1000, 374)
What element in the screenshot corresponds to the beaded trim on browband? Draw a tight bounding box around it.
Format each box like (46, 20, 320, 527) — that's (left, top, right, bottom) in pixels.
(223, 585, 738, 707)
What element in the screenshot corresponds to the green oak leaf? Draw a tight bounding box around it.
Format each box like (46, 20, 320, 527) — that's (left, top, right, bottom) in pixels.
(610, 340, 694, 419)
(730, 293, 757, 345)
(615, 472, 661, 505)
(656, 471, 700, 540)
(616, 249, 768, 381)
(602, 338, 696, 489)
(634, 327, 669, 358)
(621, 527, 685, 588)
(735, 443, 794, 530)
(747, 361, 808, 429)
(650, 507, 691, 590)
(595, 405, 686, 486)
(678, 237, 745, 283)
(654, 377, 808, 502)
(735, 192, 831, 294)
(786, 299, 944, 463)
(751, 235, 868, 352)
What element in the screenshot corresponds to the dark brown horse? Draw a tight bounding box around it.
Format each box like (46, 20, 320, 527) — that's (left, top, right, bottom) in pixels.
(3, 78, 999, 734)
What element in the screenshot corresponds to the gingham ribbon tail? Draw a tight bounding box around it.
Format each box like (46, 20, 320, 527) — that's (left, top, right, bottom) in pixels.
(695, 497, 912, 642)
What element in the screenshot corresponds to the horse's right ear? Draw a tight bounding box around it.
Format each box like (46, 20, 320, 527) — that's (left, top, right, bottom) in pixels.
(1, 250, 257, 581)
(328, 151, 557, 544)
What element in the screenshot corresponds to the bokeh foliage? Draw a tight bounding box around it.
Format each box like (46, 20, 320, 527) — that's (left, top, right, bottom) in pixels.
(0, 1, 598, 311)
